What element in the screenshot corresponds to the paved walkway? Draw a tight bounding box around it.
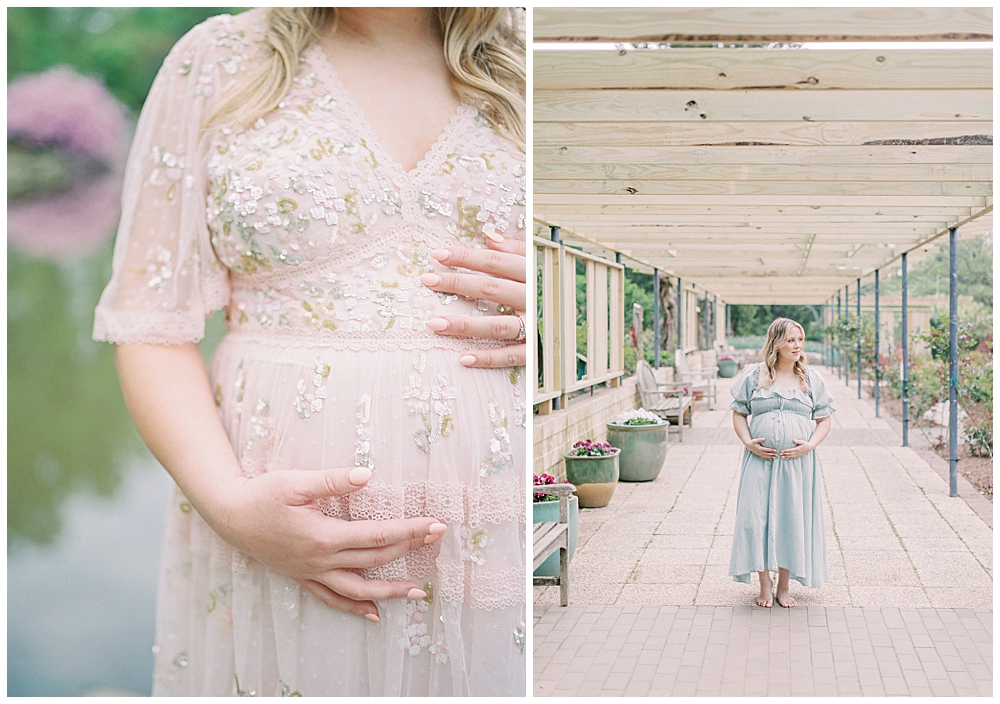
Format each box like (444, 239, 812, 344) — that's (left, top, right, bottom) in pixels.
(533, 366, 992, 696)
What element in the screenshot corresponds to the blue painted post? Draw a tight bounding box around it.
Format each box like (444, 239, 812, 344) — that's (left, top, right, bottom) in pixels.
(550, 226, 561, 411)
(874, 269, 880, 417)
(837, 291, 842, 379)
(902, 252, 909, 447)
(857, 277, 862, 400)
(653, 268, 661, 369)
(677, 277, 683, 360)
(948, 228, 959, 496)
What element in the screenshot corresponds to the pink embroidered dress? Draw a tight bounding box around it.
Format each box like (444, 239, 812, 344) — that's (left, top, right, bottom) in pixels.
(93, 11, 525, 697)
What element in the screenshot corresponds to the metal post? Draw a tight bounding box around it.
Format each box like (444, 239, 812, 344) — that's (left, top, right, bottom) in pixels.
(550, 225, 560, 244)
(615, 252, 622, 265)
(653, 268, 661, 369)
(703, 293, 709, 350)
(726, 302, 731, 338)
(677, 277, 683, 358)
(713, 295, 718, 349)
(822, 302, 828, 367)
(874, 269, 880, 417)
(844, 286, 850, 386)
(836, 291, 842, 379)
(902, 251, 909, 447)
(856, 278, 862, 399)
(948, 227, 959, 496)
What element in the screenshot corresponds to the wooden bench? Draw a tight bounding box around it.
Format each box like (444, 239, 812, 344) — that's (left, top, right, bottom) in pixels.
(636, 360, 694, 441)
(532, 483, 576, 607)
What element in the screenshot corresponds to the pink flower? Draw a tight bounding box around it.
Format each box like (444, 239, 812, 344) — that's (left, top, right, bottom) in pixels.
(7, 67, 130, 261)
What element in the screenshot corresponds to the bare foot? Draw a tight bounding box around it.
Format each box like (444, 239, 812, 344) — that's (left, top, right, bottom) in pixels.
(775, 588, 797, 608)
(756, 572, 773, 608)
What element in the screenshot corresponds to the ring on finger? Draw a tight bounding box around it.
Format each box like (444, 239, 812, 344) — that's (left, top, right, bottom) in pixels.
(515, 315, 526, 342)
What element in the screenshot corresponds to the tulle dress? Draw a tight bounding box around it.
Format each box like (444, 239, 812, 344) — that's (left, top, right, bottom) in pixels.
(93, 11, 526, 697)
(728, 364, 835, 589)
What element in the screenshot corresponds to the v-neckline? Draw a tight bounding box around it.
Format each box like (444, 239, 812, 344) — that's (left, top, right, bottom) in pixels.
(305, 42, 472, 186)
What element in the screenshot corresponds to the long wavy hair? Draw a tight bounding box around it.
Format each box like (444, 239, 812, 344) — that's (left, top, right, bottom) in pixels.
(205, 8, 525, 150)
(760, 318, 808, 391)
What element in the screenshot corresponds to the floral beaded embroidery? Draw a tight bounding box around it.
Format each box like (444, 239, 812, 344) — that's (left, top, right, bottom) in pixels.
(293, 358, 330, 419)
(480, 402, 512, 477)
(460, 526, 490, 566)
(355, 393, 374, 470)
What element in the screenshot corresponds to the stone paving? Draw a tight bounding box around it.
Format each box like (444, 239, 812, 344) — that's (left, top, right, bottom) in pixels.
(533, 366, 993, 696)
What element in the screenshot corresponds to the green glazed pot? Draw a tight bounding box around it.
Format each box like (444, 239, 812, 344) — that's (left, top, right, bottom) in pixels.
(532, 494, 579, 577)
(606, 421, 669, 482)
(717, 360, 739, 378)
(563, 449, 620, 508)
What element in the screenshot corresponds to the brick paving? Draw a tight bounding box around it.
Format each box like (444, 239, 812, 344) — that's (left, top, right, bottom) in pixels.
(533, 367, 993, 696)
(533, 604, 992, 697)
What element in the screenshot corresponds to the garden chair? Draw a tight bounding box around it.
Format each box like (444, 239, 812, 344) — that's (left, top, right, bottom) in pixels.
(675, 349, 718, 410)
(635, 360, 693, 441)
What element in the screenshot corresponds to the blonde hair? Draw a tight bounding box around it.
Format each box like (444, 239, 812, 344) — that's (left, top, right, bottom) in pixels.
(206, 8, 525, 150)
(761, 318, 808, 391)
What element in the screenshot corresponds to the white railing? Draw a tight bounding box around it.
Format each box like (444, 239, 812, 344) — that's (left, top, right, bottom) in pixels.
(534, 235, 625, 412)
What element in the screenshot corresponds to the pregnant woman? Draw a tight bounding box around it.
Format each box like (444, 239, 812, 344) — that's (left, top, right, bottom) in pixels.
(93, 8, 525, 696)
(729, 318, 835, 608)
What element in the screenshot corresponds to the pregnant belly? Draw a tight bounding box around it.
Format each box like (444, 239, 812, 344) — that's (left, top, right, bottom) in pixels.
(750, 413, 813, 452)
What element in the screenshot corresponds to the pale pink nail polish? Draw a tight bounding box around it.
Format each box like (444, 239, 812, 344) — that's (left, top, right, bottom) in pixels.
(429, 248, 450, 261)
(425, 318, 448, 332)
(424, 533, 441, 545)
(407, 588, 427, 599)
(459, 355, 477, 366)
(365, 613, 381, 623)
(349, 467, 372, 486)
(428, 522, 448, 534)
(420, 273, 441, 287)
(485, 231, 504, 243)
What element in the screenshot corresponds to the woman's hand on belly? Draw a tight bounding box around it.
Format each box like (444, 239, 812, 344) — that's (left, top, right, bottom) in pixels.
(745, 436, 778, 460)
(421, 235, 526, 368)
(779, 439, 814, 460)
(219, 466, 446, 621)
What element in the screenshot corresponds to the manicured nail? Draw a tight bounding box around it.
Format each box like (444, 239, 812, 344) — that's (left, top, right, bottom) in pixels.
(425, 317, 448, 332)
(407, 588, 427, 599)
(428, 522, 448, 534)
(459, 355, 477, 366)
(485, 231, 505, 243)
(424, 533, 441, 545)
(364, 613, 381, 623)
(419, 273, 441, 287)
(348, 467, 372, 486)
(430, 248, 451, 262)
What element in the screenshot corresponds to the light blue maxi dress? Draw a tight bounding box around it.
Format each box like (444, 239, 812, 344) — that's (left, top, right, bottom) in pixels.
(728, 364, 835, 588)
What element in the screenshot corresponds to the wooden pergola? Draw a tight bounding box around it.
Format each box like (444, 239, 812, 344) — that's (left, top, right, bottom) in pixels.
(533, 8, 992, 305)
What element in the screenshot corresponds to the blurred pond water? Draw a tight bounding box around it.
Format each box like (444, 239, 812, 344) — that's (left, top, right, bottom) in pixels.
(7, 245, 224, 696)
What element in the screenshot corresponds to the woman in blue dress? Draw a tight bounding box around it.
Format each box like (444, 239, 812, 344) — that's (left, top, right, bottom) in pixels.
(729, 318, 835, 607)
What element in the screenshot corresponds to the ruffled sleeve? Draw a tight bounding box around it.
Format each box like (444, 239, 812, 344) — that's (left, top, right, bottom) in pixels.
(92, 18, 232, 345)
(809, 369, 836, 419)
(729, 364, 758, 415)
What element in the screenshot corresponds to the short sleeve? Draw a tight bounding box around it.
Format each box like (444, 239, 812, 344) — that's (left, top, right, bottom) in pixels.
(92, 18, 231, 345)
(729, 364, 758, 415)
(809, 370, 836, 419)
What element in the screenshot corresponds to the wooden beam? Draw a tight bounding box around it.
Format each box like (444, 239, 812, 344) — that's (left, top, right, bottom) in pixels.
(535, 205, 973, 217)
(535, 162, 992, 182)
(535, 145, 993, 166)
(533, 8, 993, 42)
(535, 89, 991, 123)
(535, 194, 989, 207)
(534, 121, 994, 147)
(538, 214, 957, 225)
(535, 49, 993, 91)
(534, 180, 993, 197)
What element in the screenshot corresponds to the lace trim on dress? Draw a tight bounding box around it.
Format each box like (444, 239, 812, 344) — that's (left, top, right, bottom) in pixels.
(303, 43, 475, 191)
(224, 329, 513, 351)
(93, 307, 218, 345)
(436, 563, 525, 610)
(316, 476, 524, 527)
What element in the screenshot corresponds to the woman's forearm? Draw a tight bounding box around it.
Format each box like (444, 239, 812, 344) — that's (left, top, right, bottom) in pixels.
(114, 342, 241, 529)
(809, 416, 833, 449)
(732, 411, 754, 447)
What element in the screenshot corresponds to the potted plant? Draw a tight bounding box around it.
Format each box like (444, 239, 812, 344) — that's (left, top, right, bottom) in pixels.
(606, 408, 669, 482)
(532, 473, 578, 577)
(717, 355, 739, 378)
(563, 439, 620, 508)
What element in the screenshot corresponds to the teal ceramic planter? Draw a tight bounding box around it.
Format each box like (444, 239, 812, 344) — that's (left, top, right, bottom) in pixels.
(563, 449, 620, 508)
(532, 495, 579, 576)
(606, 421, 669, 482)
(717, 360, 739, 378)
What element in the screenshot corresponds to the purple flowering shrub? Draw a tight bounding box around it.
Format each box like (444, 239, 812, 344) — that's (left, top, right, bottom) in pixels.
(533, 473, 558, 502)
(568, 440, 616, 457)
